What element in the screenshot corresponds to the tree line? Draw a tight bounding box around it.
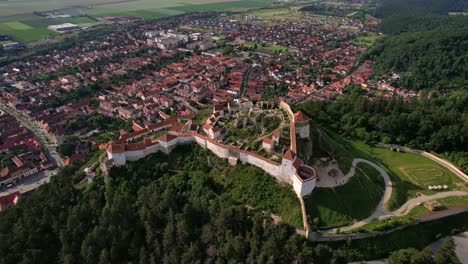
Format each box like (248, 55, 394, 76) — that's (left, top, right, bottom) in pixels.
(367, 0, 468, 91)
(0, 143, 466, 263)
(296, 91, 468, 171)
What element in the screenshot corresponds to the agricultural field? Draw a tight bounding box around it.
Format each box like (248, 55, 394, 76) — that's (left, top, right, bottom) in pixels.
(305, 162, 385, 228)
(0, 21, 58, 41)
(0, 0, 273, 42)
(248, 7, 305, 20)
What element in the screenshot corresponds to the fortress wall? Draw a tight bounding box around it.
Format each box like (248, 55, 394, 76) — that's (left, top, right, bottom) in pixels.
(177, 135, 196, 144)
(108, 132, 302, 191)
(206, 139, 230, 158)
(245, 153, 282, 178)
(144, 144, 162, 156)
(279, 101, 294, 120)
(293, 175, 316, 197)
(110, 152, 126, 166)
(195, 135, 208, 148)
(125, 150, 146, 161)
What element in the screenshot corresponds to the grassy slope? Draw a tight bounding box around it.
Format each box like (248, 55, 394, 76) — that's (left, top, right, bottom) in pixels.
(165, 145, 303, 228)
(348, 140, 467, 210)
(306, 126, 466, 211)
(305, 162, 385, 227)
(216, 165, 303, 228)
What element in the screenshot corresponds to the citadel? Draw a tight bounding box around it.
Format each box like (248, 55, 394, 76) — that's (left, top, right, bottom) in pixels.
(104, 101, 317, 197)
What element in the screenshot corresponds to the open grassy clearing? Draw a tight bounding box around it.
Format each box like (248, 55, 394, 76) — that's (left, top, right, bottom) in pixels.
(304, 126, 466, 211)
(248, 7, 305, 20)
(84, 0, 270, 17)
(241, 41, 289, 53)
(0, 21, 58, 41)
(216, 165, 303, 228)
(168, 0, 272, 13)
(21, 17, 98, 28)
(353, 205, 430, 233)
(349, 140, 467, 210)
(436, 195, 468, 208)
(353, 35, 382, 47)
(305, 162, 385, 228)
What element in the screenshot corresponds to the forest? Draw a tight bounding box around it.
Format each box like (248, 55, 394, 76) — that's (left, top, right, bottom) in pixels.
(295, 91, 468, 171)
(366, 28, 468, 91)
(368, 0, 468, 91)
(0, 142, 466, 263)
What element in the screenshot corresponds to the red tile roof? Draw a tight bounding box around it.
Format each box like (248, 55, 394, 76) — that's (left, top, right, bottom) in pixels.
(283, 149, 296, 161)
(157, 133, 177, 143)
(293, 111, 311, 122)
(108, 143, 124, 154)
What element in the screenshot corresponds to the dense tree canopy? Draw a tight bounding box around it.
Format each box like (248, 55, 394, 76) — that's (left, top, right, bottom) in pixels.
(296, 91, 468, 170)
(369, 0, 468, 91)
(367, 28, 468, 91)
(0, 145, 344, 264)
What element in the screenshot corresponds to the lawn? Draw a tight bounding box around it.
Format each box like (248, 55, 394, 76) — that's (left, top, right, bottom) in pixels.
(2, 21, 33, 30)
(305, 162, 385, 228)
(242, 41, 289, 53)
(348, 140, 467, 210)
(353, 35, 382, 47)
(302, 126, 466, 211)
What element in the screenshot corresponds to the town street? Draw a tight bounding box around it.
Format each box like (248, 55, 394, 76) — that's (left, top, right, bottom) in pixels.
(0, 102, 65, 167)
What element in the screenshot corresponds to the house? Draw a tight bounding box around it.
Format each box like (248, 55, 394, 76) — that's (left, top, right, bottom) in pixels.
(208, 126, 221, 139)
(272, 130, 281, 144)
(213, 104, 225, 117)
(0, 162, 39, 185)
(262, 137, 274, 152)
(0, 192, 20, 212)
(65, 154, 86, 166)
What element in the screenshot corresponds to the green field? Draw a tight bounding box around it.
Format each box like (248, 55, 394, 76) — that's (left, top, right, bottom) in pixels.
(305, 163, 385, 228)
(0, 0, 241, 17)
(354, 35, 382, 47)
(241, 41, 289, 53)
(0, 21, 58, 41)
(301, 127, 466, 212)
(349, 141, 467, 210)
(21, 17, 98, 28)
(0, 0, 274, 42)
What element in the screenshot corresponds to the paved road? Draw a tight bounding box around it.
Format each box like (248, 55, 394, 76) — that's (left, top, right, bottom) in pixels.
(393, 191, 468, 216)
(322, 158, 393, 233)
(431, 231, 468, 264)
(0, 103, 64, 167)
